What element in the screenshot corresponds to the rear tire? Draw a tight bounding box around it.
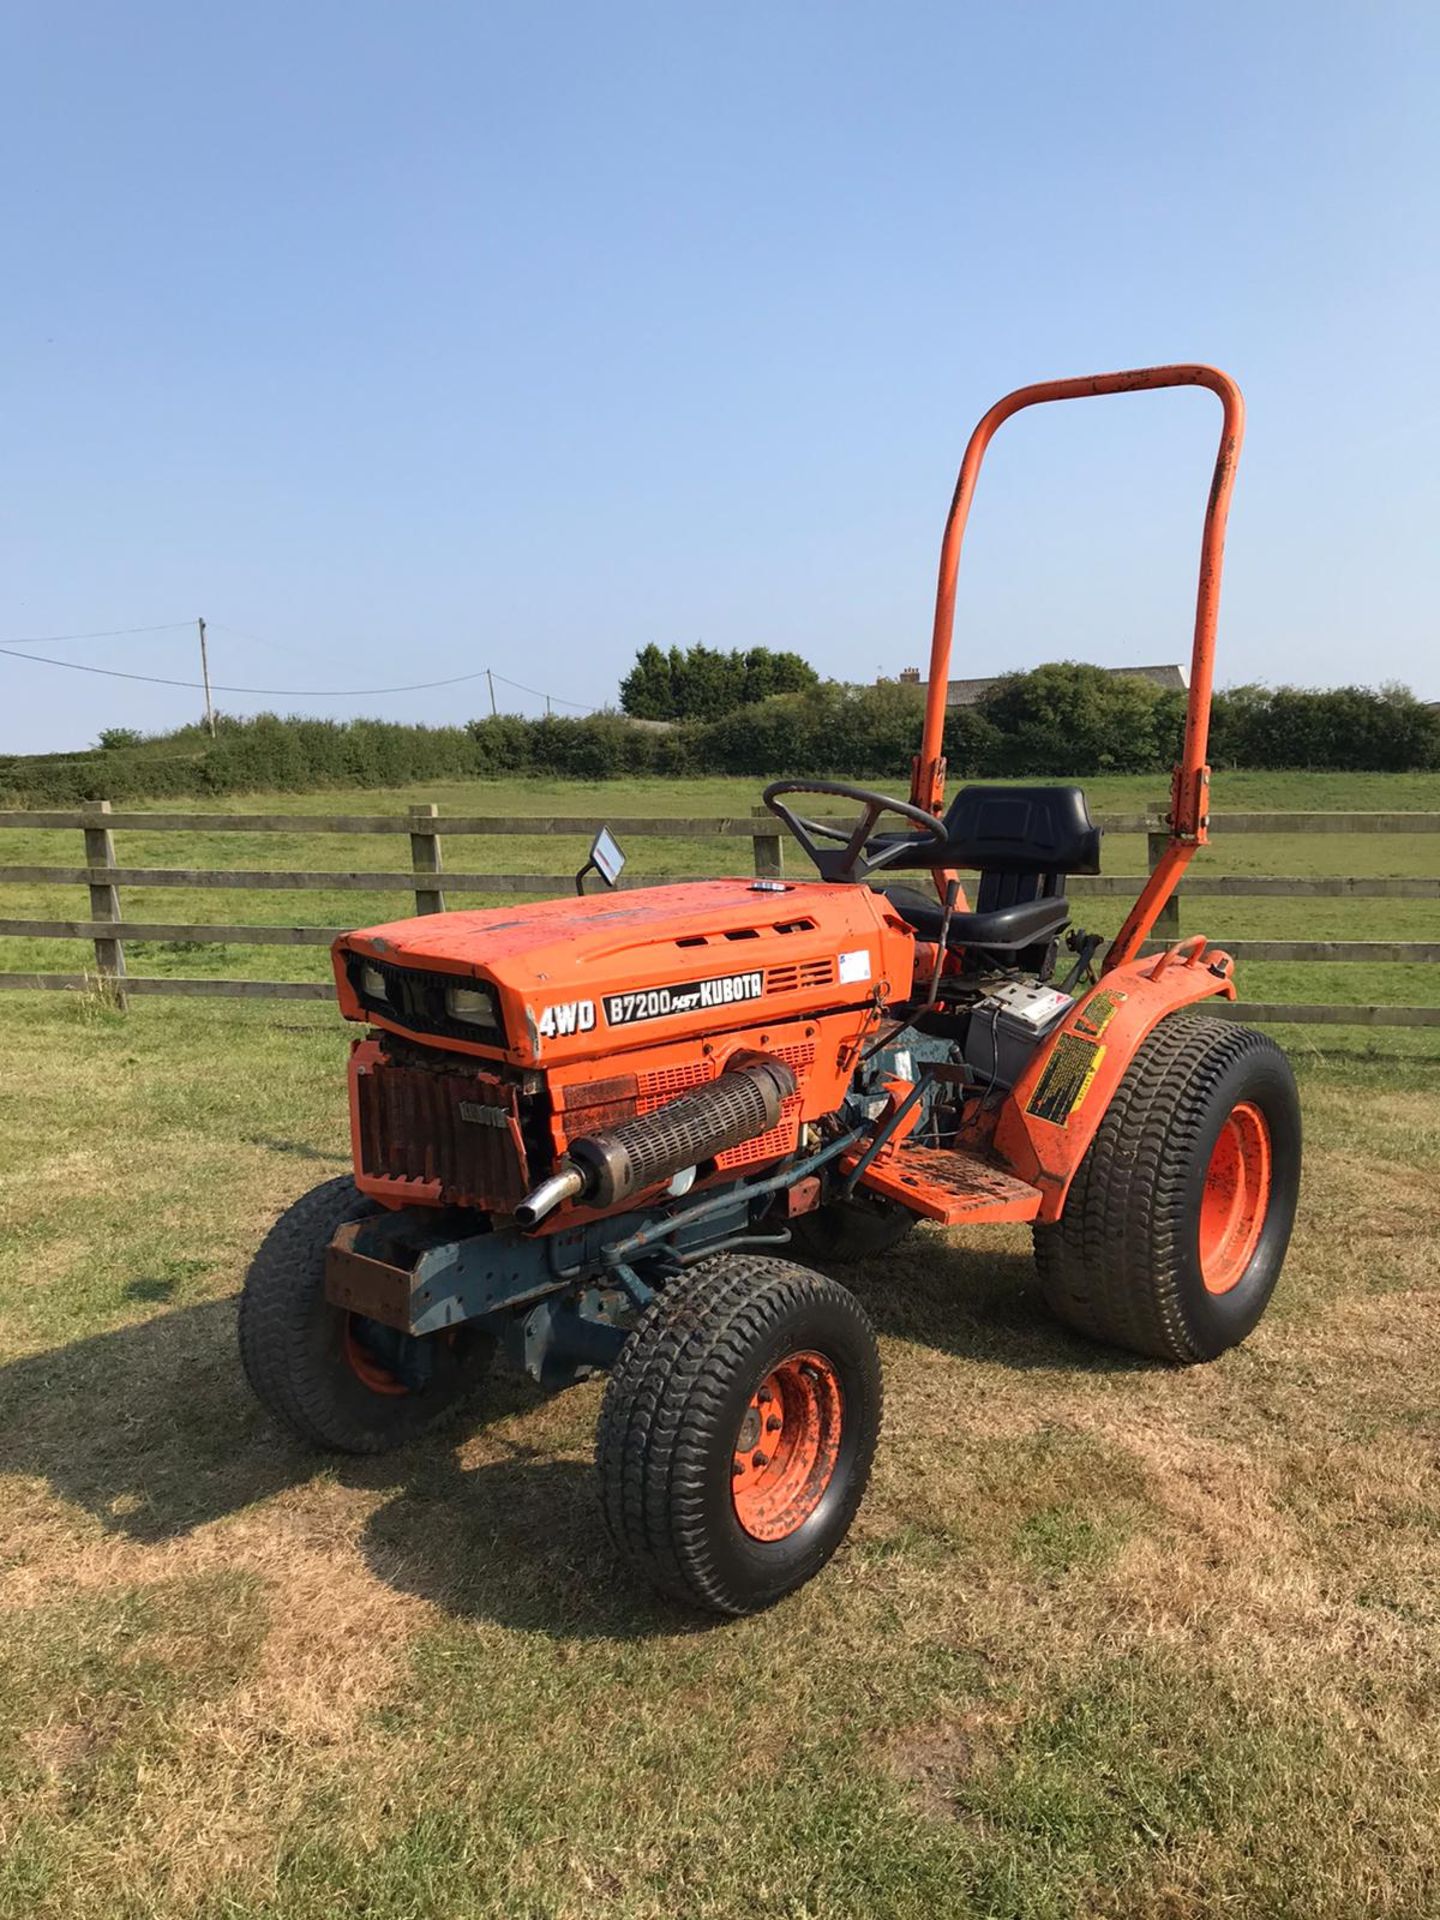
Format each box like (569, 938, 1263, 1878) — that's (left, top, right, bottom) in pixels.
(239, 1175, 494, 1453)
(596, 1254, 882, 1615)
(1033, 1016, 1301, 1363)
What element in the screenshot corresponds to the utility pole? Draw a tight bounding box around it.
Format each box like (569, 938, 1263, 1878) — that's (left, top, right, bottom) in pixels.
(487, 668, 497, 717)
(198, 617, 216, 737)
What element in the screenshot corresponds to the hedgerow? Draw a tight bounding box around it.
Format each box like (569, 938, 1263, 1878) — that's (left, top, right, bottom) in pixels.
(1, 669, 1433, 805)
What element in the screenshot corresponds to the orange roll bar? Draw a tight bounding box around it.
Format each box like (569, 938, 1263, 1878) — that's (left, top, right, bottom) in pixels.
(909, 365, 1245, 971)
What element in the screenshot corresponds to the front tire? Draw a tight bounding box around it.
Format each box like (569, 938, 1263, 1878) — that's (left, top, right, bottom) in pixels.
(239, 1175, 494, 1453)
(1034, 1016, 1301, 1363)
(596, 1254, 882, 1615)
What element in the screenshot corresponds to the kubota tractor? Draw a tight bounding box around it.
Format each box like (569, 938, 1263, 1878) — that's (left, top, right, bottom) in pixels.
(240, 365, 1301, 1615)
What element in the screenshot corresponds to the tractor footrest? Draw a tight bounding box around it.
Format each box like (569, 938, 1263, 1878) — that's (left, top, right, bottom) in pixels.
(850, 1143, 1043, 1225)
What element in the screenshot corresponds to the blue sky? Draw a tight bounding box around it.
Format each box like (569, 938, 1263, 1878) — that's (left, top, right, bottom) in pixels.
(2, 2, 1436, 752)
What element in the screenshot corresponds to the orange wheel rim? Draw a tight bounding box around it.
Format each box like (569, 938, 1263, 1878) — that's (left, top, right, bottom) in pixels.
(731, 1350, 843, 1542)
(1199, 1101, 1271, 1295)
(342, 1316, 409, 1396)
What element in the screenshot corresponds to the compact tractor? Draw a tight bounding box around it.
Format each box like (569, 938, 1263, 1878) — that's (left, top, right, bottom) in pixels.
(240, 365, 1301, 1615)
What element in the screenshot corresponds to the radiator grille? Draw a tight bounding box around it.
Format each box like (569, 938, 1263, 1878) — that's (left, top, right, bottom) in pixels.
(637, 1061, 712, 1106)
(354, 1057, 530, 1209)
(715, 1042, 814, 1170)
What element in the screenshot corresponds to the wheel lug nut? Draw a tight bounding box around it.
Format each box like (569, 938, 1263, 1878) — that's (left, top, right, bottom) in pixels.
(752, 1451, 768, 1469)
(766, 1416, 782, 1432)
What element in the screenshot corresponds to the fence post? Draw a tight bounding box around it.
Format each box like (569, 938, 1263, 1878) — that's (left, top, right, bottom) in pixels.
(751, 807, 784, 880)
(409, 803, 446, 914)
(83, 799, 127, 1008)
(1148, 814, 1181, 943)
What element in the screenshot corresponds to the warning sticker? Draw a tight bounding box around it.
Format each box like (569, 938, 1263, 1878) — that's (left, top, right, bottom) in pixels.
(1072, 988, 1126, 1040)
(1026, 1033, 1106, 1127)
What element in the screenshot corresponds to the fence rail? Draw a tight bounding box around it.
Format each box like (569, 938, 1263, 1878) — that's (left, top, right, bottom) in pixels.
(2, 867, 1438, 899)
(0, 801, 1435, 1028)
(5, 807, 1440, 836)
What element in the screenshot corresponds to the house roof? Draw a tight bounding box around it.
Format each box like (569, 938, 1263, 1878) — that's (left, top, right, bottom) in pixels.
(940, 663, 1188, 706)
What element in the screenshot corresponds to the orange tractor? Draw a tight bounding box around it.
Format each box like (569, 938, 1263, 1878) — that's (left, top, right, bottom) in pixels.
(241, 365, 1300, 1615)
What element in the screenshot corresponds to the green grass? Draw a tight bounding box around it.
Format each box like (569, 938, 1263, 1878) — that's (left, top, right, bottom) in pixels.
(0, 769, 1437, 1910)
(1, 772, 1437, 1056)
(0, 995, 1437, 1917)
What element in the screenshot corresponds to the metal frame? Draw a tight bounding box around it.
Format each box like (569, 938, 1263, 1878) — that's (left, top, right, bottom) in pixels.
(908, 364, 1246, 971)
(324, 1125, 869, 1385)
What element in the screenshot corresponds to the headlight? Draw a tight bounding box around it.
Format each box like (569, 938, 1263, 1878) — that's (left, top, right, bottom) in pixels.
(360, 963, 388, 1001)
(445, 982, 500, 1031)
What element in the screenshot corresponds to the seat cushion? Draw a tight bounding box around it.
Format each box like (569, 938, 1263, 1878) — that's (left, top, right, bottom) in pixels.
(885, 885, 1070, 953)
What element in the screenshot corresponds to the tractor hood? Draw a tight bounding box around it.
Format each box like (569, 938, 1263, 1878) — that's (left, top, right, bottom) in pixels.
(334, 877, 913, 1067)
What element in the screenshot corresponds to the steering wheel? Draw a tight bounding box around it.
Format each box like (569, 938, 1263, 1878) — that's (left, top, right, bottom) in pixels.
(762, 780, 949, 883)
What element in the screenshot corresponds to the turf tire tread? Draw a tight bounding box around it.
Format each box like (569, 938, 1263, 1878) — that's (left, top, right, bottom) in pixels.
(596, 1255, 879, 1613)
(239, 1175, 487, 1454)
(1033, 1015, 1289, 1363)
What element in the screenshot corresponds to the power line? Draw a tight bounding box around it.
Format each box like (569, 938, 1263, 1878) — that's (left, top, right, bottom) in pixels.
(1, 619, 603, 709)
(210, 625, 595, 702)
(194, 643, 595, 710)
(0, 644, 498, 697)
(0, 642, 602, 706)
(0, 621, 194, 647)
(0, 746, 203, 766)
(491, 670, 595, 712)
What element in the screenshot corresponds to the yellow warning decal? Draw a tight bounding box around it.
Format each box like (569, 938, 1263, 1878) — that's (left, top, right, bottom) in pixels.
(1072, 988, 1125, 1039)
(1026, 1033, 1106, 1127)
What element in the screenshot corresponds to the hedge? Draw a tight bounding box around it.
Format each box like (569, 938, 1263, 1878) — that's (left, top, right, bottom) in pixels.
(1, 670, 1435, 806)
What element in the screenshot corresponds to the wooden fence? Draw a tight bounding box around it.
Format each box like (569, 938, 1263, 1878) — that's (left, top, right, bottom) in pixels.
(0, 802, 1436, 1028)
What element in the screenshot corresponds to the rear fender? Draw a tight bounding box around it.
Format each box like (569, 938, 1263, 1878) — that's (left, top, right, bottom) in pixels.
(991, 939, 1237, 1222)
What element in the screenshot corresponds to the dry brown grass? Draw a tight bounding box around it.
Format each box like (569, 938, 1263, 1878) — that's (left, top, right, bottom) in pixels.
(1, 1000, 1437, 1919)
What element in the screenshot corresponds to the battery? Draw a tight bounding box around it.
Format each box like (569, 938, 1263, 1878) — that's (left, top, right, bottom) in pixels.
(961, 981, 1073, 1092)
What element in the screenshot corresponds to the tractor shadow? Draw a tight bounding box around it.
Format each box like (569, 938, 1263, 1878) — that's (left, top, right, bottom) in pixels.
(0, 1297, 310, 1543)
(353, 1235, 1160, 1640)
(0, 1294, 694, 1639)
(357, 1447, 705, 1642)
(0, 1238, 1153, 1640)
(0, 1295, 529, 1548)
(834, 1230, 1160, 1378)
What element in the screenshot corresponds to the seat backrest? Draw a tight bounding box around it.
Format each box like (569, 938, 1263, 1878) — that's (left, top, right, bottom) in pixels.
(974, 866, 1063, 911)
(943, 785, 1102, 877)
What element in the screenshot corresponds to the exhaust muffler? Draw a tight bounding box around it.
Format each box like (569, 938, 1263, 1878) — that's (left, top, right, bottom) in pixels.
(515, 1054, 797, 1228)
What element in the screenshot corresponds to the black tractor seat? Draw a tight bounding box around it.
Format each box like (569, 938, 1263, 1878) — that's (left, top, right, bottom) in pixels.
(884, 885, 1071, 954)
(875, 784, 1101, 962)
(870, 783, 1102, 877)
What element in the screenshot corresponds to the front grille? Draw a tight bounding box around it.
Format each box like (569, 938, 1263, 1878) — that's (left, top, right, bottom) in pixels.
(354, 1053, 530, 1210)
(346, 953, 506, 1047)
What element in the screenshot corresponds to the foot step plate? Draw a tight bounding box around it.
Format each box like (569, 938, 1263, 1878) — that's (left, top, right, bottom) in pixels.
(850, 1143, 1043, 1225)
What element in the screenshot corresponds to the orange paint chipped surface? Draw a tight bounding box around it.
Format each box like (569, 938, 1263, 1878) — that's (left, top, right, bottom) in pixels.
(732, 1350, 844, 1541)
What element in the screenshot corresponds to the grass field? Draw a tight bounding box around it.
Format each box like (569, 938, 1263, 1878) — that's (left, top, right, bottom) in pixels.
(1, 771, 1438, 1917)
(1, 769, 1439, 1051)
